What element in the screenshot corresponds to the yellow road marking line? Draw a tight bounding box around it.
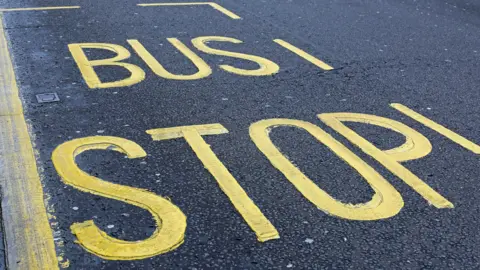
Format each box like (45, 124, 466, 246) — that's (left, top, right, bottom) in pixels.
(273, 39, 334, 70)
(0, 6, 80, 12)
(391, 103, 480, 154)
(137, 2, 241, 19)
(0, 15, 58, 269)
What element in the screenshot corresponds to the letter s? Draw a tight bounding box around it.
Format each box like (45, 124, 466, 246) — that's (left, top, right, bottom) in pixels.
(191, 36, 279, 76)
(52, 136, 186, 260)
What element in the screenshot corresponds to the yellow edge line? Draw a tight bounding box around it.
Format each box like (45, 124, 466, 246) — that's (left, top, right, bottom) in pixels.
(0, 14, 59, 269)
(0, 6, 80, 12)
(391, 103, 480, 154)
(273, 39, 334, 71)
(137, 2, 241, 19)
(138, 2, 211, 6)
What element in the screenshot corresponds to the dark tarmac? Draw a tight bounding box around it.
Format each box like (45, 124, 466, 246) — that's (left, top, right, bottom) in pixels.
(0, 0, 479, 268)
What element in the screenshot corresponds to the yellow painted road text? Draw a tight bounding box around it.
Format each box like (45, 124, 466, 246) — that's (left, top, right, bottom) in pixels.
(50, 104, 479, 260)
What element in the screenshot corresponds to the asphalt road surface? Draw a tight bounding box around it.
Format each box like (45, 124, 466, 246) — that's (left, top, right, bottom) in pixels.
(0, 0, 479, 269)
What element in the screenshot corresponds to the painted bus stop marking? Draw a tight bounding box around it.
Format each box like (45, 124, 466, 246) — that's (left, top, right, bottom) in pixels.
(137, 2, 241, 20)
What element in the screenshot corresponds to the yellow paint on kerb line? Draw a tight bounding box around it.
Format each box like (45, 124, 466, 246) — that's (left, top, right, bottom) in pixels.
(0, 15, 58, 269)
(138, 2, 241, 19)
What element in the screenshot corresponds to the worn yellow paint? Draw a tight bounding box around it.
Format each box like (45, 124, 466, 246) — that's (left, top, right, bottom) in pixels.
(147, 124, 279, 241)
(192, 36, 280, 76)
(0, 6, 80, 12)
(52, 136, 187, 260)
(68, 43, 145, 88)
(60, 260, 70, 268)
(207, 3, 241, 19)
(319, 113, 453, 208)
(0, 15, 59, 269)
(273, 39, 333, 71)
(128, 38, 212, 80)
(249, 119, 404, 220)
(391, 103, 480, 154)
(57, 255, 70, 268)
(137, 2, 241, 19)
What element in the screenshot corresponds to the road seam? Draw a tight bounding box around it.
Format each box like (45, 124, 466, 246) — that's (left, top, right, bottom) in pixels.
(0, 14, 58, 269)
